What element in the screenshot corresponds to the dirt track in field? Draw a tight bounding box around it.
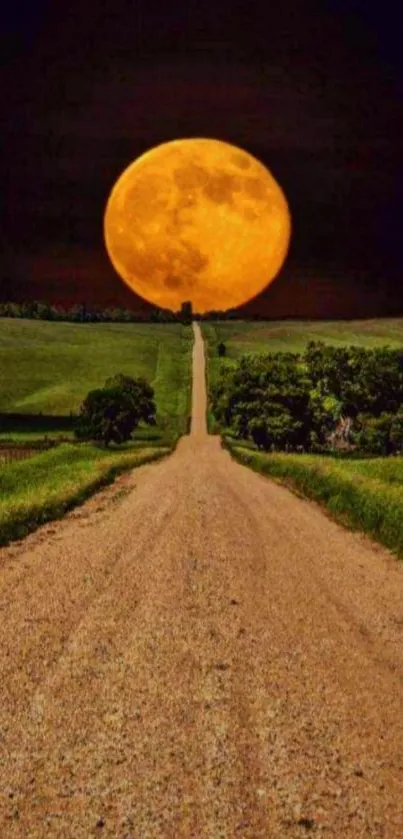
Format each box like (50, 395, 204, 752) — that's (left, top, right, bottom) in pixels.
(1, 323, 403, 837)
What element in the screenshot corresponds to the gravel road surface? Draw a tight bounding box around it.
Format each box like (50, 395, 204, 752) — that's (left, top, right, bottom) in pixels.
(1, 323, 402, 837)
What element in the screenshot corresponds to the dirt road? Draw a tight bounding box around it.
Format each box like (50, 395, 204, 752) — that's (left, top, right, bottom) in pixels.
(1, 323, 403, 837)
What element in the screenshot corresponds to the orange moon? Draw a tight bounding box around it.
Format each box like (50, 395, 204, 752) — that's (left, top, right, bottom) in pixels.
(104, 138, 291, 313)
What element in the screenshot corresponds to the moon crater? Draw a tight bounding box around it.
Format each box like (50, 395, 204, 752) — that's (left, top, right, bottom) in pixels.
(232, 152, 251, 170)
(174, 163, 210, 190)
(202, 170, 240, 206)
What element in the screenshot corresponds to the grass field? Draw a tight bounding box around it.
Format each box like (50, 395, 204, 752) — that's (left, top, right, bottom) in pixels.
(0, 443, 171, 546)
(201, 318, 403, 359)
(224, 439, 403, 558)
(0, 319, 193, 441)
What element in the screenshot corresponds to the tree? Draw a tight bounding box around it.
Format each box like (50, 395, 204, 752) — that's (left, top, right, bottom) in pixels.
(211, 342, 403, 455)
(304, 341, 403, 418)
(104, 374, 156, 425)
(76, 375, 156, 445)
(211, 353, 321, 451)
(217, 341, 226, 357)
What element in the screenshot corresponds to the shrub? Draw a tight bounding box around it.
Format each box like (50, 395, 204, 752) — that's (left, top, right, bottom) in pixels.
(249, 410, 304, 451)
(390, 411, 403, 450)
(353, 411, 403, 455)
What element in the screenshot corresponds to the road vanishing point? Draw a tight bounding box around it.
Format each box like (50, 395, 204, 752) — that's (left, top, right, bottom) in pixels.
(1, 324, 403, 837)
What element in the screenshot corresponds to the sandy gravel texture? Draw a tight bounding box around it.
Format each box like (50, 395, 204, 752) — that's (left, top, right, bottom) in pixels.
(1, 323, 403, 838)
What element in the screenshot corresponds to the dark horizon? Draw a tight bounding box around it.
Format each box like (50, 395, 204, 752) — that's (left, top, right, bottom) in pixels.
(1, 0, 403, 318)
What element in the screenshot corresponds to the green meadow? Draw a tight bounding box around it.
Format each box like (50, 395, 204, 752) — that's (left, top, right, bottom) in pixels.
(201, 318, 403, 359)
(0, 319, 193, 441)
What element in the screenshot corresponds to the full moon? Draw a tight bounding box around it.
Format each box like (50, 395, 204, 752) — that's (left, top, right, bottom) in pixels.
(104, 138, 291, 313)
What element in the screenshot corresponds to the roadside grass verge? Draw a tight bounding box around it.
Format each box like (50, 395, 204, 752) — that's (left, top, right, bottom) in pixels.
(201, 324, 233, 433)
(153, 324, 193, 438)
(223, 437, 403, 558)
(0, 442, 171, 547)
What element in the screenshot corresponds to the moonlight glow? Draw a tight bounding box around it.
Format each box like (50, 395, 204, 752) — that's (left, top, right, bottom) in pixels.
(104, 138, 291, 313)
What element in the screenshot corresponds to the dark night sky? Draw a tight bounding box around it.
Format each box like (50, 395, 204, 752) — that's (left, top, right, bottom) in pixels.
(1, 0, 403, 317)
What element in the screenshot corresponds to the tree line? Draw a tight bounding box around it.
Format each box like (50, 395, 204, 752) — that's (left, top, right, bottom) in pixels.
(212, 341, 403, 455)
(0, 300, 242, 323)
(0, 301, 179, 323)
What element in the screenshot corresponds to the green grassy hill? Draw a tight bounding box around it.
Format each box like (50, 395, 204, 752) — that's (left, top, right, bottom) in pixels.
(0, 319, 193, 439)
(201, 317, 403, 358)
